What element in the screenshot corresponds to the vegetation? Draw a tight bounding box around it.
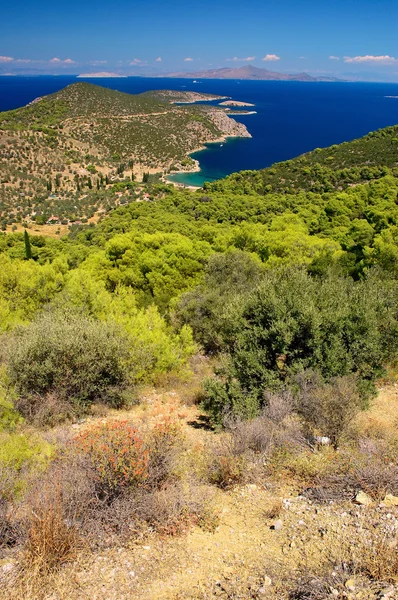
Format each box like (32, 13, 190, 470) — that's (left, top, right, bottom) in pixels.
(0, 83, 248, 227)
(0, 94, 398, 598)
(207, 124, 398, 195)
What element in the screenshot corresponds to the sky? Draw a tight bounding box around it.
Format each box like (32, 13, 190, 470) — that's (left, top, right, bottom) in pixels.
(1, 0, 398, 81)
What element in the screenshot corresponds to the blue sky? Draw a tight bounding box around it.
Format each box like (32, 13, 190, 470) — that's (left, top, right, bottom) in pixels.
(1, 0, 398, 80)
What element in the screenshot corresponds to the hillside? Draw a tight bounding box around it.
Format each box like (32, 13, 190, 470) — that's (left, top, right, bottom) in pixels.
(206, 124, 398, 195)
(0, 83, 250, 228)
(1, 109, 398, 599)
(162, 65, 343, 81)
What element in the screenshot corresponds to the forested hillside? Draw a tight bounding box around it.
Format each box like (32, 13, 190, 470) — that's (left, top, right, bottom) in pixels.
(1, 116, 398, 599)
(207, 124, 398, 194)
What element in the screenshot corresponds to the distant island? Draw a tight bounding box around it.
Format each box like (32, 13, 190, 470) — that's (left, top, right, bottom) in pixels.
(158, 65, 343, 82)
(77, 72, 128, 78)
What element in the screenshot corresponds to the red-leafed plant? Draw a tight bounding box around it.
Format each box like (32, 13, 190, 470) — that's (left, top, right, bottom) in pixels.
(74, 421, 149, 497)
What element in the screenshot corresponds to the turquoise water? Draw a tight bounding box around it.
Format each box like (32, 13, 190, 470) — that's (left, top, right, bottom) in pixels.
(1, 77, 398, 186)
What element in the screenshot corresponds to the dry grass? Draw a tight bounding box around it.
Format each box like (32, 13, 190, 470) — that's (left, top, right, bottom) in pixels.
(354, 535, 398, 583)
(21, 486, 83, 576)
(351, 385, 398, 448)
(263, 498, 284, 520)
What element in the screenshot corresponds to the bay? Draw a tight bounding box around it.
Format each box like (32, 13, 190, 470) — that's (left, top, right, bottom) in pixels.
(1, 76, 398, 186)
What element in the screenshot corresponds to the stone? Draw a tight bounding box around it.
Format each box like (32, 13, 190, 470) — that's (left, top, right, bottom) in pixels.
(0, 563, 14, 575)
(271, 519, 283, 531)
(354, 491, 373, 506)
(345, 578, 356, 591)
(262, 576, 272, 587)
(382, 494, 398, 507)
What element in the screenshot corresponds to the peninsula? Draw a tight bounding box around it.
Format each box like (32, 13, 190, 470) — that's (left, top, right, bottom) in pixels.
(0, 83, 250, 226)
(219, 100, 255, 107)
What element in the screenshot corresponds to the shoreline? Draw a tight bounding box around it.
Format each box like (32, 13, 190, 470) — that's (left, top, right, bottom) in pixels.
(171, 95, 229, 104)
(165, 133, 251, 189)
(227, 110, 257, 115)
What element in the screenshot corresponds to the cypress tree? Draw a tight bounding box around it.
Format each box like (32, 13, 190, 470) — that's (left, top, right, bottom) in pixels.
(24, 229, 32, 260)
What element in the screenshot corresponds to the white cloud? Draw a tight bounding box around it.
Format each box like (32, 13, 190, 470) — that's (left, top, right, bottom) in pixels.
(64, 58, 75, 64)
(129, 58, 142, 65)
(184, 57, 194, 61)
(89, 60, 107, 66)
(156, 56, 162, 62)
(344, 55, 396, 64)
(228, 56, 256, 62)
(262, 54, 280, 61)
(298, 56, 306, 59)
(329, 55, 340, 60)
(0, 56, 13, 62)
(50, 57, 61, 63)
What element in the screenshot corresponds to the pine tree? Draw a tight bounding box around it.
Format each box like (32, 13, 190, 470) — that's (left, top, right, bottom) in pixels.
(24, 229, 32, 260)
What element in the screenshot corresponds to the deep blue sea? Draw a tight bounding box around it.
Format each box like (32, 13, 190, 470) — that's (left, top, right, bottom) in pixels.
(1, 76, 398, 186)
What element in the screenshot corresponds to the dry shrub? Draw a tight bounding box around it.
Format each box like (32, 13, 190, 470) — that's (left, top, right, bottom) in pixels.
(348, 438, 398, 499)
(225, 391, 306, 456)
(296, 372, 362, 448)
(124, 484, 216, 536)
(16, 392, 76, 428)
(145, 417, 185, 489)
(303, 438, 398, 503)
(206, 392, 306, 489)
(263, 498, 283, 520)
(22, 485, 82, 576)
(0, 465, 23, 552)
(206, 436, 248, 489)
(353, 534, 398, 583)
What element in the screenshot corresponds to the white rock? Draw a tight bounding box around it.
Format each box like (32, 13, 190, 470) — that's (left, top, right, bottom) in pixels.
(354, 491, 373, 506)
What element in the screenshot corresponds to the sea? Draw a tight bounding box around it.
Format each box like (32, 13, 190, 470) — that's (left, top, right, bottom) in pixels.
(1, 76, 398, 187)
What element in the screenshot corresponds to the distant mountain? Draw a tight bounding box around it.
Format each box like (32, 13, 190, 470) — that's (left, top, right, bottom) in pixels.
(159, 65, 344, 82)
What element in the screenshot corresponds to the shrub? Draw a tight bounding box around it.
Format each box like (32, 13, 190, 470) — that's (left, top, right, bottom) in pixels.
(0, 389, 22, 432)
(22, 484, 81, 576)
(0, 431, 53, 471)
(206, 436, 248, 489)
(4, 309, 133, 419)
(176, 250, 264, 353)
(74, 421, 148, 498)
(295, 371, 362, 447)
(203, 269, 398, 423)
(145, 418, 184, 488)
(224, 390, 305, 455)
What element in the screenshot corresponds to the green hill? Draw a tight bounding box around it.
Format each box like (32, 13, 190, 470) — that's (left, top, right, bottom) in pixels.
(206, 125, 398, 195)
(0, 83, 249, 228)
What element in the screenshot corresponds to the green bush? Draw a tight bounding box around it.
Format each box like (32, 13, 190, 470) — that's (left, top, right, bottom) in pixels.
(175, 250, 264, 353)
(203, 268, 398, 423)
(4, 309, 133, 417)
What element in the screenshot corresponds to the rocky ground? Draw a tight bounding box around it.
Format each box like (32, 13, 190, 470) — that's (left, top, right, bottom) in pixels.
(0, 387, 397, 600)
